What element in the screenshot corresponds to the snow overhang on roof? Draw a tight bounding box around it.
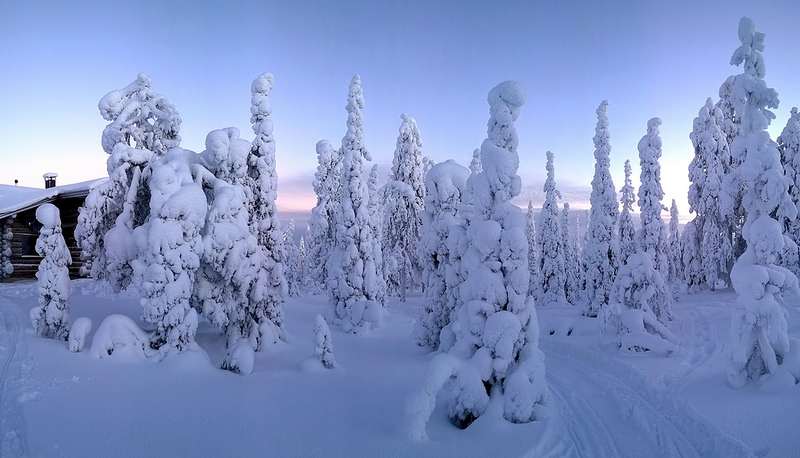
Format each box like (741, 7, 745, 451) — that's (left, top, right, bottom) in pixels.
(0, 178, 108, 220)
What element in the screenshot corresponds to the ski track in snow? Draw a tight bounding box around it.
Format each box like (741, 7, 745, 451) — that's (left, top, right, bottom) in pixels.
(541, 339, 752, 458)
(0, 299, 29, 457)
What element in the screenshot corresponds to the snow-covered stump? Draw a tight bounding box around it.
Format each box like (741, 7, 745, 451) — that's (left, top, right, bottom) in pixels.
(30, 204, 72, 341)
(313, 314, 336, 369)
(722, 18, 800, 387)
(408, 81, 549, 436)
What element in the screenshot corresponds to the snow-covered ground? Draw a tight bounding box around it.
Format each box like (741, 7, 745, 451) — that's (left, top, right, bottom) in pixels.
(1, 279, 798, 457)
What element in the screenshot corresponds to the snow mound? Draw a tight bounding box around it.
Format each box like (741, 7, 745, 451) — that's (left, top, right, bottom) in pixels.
(222, 341, 255, 375)
(89, 314, 152, 360)
(339, 300, 383, 335)
(68, 317, 92, 353)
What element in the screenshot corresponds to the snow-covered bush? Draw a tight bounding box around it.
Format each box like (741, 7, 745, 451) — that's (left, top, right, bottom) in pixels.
(584, 100, 618, 317)
(132, 149, 206, 351)
(329, 75, 386, 333)
(221, 341, 255, 375)
(606, 252, 676, 353)
(537, 151, 567, 306)
(0, 216, 13, 280)
(313, 314, 336, 369)
(30, 204, 72, 341)
(88, 314, 152, 359)
(383, 114, 426, 300)
(68, 317, 93, 353)
(410, 82, 548, 436)
(724, 18, 800, 387)
(414, 160, 469, 349)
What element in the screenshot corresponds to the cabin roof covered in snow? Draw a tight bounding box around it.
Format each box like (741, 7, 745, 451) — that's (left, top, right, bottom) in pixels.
(0, 178, 107, 220)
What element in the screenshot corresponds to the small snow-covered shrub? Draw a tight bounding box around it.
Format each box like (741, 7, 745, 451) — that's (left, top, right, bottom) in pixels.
(313, 314, 336, 369)
(31, 203, 72, 341)
(221, 341, 255, 375)
(89, 314, 151, 360)
(69, 317, 93, 353)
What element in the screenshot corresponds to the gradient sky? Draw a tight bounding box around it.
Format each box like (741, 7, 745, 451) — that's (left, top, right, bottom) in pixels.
(2, 0, 799, 218)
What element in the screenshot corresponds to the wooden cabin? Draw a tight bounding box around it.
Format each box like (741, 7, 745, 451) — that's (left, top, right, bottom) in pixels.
(0, 177, 106, 280)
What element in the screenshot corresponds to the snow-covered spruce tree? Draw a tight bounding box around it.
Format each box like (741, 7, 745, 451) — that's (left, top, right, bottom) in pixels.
(526, 201, 539, 298)
(561, 203, 582, 305)
(367, 164, 387, 302)
(686, 98, 734, 291)
(247, 72, 287, 313)
(718, 70, 748, 265)
(469, 148, 482, 175)
(76, 73, 180, 286)
(30, 204, 71, 341)
(314, 314, 336, 369)
(283, 219, 301, 297)
(777, 107, 800, 277)
(132, 150, 206, 351)
(328, 75, 385, 333)
(637, 118, 670, 283)
(724, 18, 800, 387)
(304, 140, 341, 293)
(618, 159, 637, 265)
(297, 235, 307, 290)
(383, 114, 426, 300)
(414, 160, 469, 349)
(0, 216, 13, 281)
(584, 100, 618, 317)
(667, 199, 683, 298)
(538, 151, 567, 306)
(200, 127, 250, 187)
(408, 82, 548, 438)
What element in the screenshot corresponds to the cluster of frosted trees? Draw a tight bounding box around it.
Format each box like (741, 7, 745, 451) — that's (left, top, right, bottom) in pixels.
(74, 72, 287, 372)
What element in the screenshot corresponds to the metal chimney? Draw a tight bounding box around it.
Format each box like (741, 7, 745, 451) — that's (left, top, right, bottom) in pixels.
(43, 173, 58, 189)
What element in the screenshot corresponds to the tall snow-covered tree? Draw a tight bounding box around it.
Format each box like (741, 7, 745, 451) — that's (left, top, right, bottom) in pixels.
(685, 98, 734, 291)
(426, 81, 547, 429)
(561, 203, 582, 305)
(526, 201, 539, 298)
(132, 150, 206, 351)
(305, 140, 341, 293)
(469, 148, 482, 175)
(383, 114, 426, 300)
(329, 75, 385, 333)
(30, 204, 71, 341)
(637, 118, 670, 281)
(247, 72, 287, 320)
(414, 160, 469, 349)
(0, 216, 13, 281)
(584, 100, 618, 317)
(777, 107, 800, 277)
(618, 159, 637, 265)
(367, 164, 387, 301)
(667, 199, 683, 297)
(724, 18, 800, 387)
(538, 151, 567, 306)
(283, 219, 301, 297)
(76, 73, 180, 287)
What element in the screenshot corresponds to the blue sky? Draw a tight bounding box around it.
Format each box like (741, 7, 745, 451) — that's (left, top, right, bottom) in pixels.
(1, 0, 799, 217)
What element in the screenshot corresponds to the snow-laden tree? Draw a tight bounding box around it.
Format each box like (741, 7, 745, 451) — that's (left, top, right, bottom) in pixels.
(637, 118, 670, 279)
(526, 201, 539, 298)
(718, 70, 748, 263)
(304, 140, 341, 293)
(414, 160, 469, 349)
(0, 216, 13, 281)
(314, 314, 336, 369)
(469, 148, 482, 175)
(297, 235, 307, 291)
(724, 18, 800, 387)
(410, 81, 547, 433)
(538, 151, 567, 306)
(30, 204, 71, 341)
(667, 199, 683, 297)
(777, 107, 800, 277)
(584, 100, 618, 317)
(282, 220, 301, 297)
(247, 72, 287, 317)
(561, 203, 582, 305)
(681, 219, 704, 291)
(200, 127, 250, 187)
(367, 164, 387, 302)
(383, 114, 426, 300)
(77, 73, 180, 286)
(618, 159, 637, 265)
(132, 150, 206, 351)
(328, 75, 385, 333)
(686, 98, 734, 291)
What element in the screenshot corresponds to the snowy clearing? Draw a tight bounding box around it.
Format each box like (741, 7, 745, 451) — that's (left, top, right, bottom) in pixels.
(0, 279, 798, 457)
